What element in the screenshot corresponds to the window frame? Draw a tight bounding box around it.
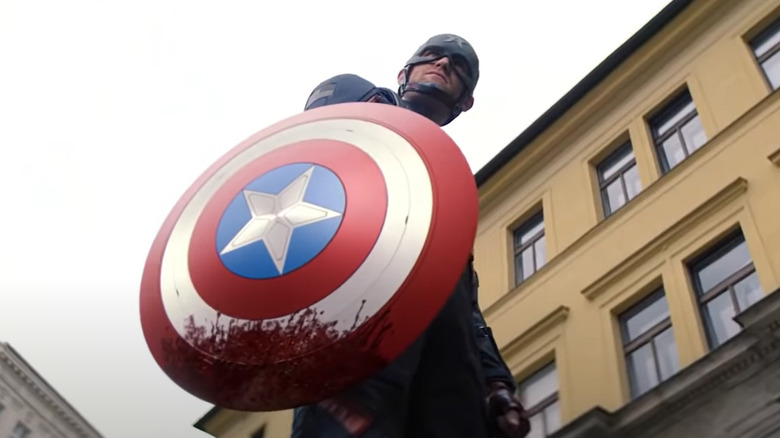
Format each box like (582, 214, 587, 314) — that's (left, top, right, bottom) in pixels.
(517, 361, 560, 438)
(688, 231, 758, 349)
(749, 15, 780, 90)
(596, 141, 640, 217)
(648, 89, 703, 173)
(512, 211, 546, 285)
(11, 422, 31, 438)
(618, 288, 676, 398)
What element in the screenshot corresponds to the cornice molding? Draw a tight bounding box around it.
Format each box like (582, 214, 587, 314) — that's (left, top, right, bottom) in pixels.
(552, 288, 780, 438)
(0, 349, 95, 437)
(502, 305, 569, 358)
(581, 177, 749, 300)
(476, 0, 748, 203)
(622, 318, 780, 437)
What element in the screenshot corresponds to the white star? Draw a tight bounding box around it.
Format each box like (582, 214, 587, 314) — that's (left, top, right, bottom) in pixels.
(220, 166, 342, 274)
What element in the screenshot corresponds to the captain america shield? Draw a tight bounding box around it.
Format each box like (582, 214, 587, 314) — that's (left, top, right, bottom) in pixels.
(139, 102, 478, 411)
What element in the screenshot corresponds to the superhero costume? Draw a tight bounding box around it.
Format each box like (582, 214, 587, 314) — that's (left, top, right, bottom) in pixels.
(290, 54, 518, 437)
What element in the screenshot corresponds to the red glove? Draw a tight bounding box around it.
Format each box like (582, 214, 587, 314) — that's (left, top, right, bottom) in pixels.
(485, 381, 531, 438)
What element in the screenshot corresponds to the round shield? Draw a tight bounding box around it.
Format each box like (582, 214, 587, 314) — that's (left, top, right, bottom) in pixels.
(139, 102, 478, 411)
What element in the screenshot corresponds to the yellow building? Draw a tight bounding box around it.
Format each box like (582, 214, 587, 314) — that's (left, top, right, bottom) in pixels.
(195, 0, 780, 436)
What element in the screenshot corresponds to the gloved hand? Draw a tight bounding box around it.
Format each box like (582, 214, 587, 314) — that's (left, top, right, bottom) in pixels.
(485, 381, 531, 438)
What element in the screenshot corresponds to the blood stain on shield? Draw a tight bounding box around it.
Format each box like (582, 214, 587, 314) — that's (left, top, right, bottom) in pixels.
(160, 302, 394, 410)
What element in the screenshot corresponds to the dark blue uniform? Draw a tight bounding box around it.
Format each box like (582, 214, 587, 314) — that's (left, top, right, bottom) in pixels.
(290, 74, 515, 438)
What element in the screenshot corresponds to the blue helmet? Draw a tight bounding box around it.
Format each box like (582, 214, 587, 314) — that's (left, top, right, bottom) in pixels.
(398, 34, 480, 124)
(304, 74, 400, 111)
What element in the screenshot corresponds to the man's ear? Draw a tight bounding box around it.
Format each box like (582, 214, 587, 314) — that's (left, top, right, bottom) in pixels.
(397, 69, 405, 86)
(460, 95, 474, 112)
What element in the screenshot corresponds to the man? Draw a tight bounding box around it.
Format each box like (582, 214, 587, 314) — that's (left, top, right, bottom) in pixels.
(292, 34, 531, 438)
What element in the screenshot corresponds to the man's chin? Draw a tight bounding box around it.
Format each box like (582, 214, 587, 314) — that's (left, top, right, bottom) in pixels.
(424, 76, 449, 89)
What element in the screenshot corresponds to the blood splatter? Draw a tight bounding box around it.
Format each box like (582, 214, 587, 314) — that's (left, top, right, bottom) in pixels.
(159, 304, 394, 411)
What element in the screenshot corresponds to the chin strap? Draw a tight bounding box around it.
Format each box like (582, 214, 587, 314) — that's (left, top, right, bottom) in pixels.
(398, 66, 468, 126)
(399, 98, 437, 123)
(401, 81, 458, 107)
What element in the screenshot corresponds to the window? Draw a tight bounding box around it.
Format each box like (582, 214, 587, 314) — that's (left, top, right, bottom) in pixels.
(649, 90, 707, 173)
(11, 422, 30, 438)
(619, 288, 679, 399)
(597, 141, 642, 216)
(689, 231, 763, 349)
(750, 16, 780, 90)
(513, 212, 546, 285)
(518, 362, 560, 438)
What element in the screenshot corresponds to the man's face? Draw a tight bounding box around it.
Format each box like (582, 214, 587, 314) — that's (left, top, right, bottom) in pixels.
(406, 51, 466, 98)
(401, 50, 475, 112)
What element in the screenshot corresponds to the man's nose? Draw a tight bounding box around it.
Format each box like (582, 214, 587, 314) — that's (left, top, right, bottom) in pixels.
(434, 56, 451, 72)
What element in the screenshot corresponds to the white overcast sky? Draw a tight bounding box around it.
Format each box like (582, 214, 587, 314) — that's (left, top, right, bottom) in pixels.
(0, 1, 673, 437)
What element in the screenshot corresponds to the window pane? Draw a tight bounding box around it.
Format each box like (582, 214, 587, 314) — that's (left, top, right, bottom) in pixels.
(527, 413, 545, 438)
(534, 236, 546, 271)
(680, 116, 706, 152)
(660, 134, 686, 170)
(762, 51, 780, 90)
(624, 165, 641, 200)
(514, 254, 524, 285)
(544, 400, 561, 434)
(600, 148, 634, 181)
(522, 248, 535, 280)
(517, 217, 544, 245)
(655, 100, 695, 136)
(733, 271, 762, 312)
(623, 294, 669, 343)
(703, 291, 741, 347)
(695, 239, 751, 294)
(518, 363, 557, 408)
(605, 179, 626, 213)
(752, 25, 780, 58)
(653, 327, 679, 381)
(12, 423, 30, 438)
(627, 343, 659, 398)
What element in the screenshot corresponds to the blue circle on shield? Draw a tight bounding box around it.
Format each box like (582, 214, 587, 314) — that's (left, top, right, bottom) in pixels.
(214, 163, 345, 279)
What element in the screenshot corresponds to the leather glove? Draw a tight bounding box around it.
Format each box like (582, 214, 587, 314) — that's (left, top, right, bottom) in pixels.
(485, 381, 531, 438)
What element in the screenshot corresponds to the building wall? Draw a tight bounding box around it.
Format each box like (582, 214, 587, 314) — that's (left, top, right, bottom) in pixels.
(196, 408, 293, 438)
(0, 344, 103, 438)
(549, 288, 780, 438)
(474, 0, 780, 431)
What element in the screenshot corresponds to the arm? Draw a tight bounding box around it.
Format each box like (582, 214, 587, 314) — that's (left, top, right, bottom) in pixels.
(468, 254, 531, 438)
(467, 253, 515, 390)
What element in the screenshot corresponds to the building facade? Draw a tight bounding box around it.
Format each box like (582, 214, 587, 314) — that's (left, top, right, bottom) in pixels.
(0, 343, 103, 438)
(195, 0, 780, 436)
(474, 0, 780, 435)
